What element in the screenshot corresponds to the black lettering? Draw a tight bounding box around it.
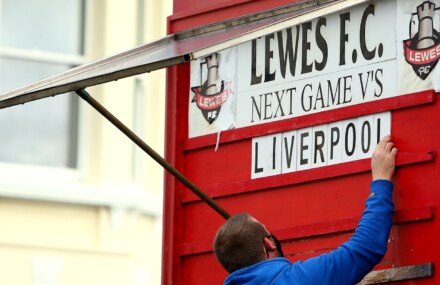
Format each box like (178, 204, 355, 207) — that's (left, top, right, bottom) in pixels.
(315, 18, 328, 71)
(277, 27, 300, 78)
(358, 71, 371, 100)
(374, 69, 383, 97)
(314, 83, 324, 110)
(254, 142, 264, 173)
(376, 118, 381, 144)
(300, 132, 309, 165)
(251, 95, 262, 123)
(327, 78, 341, 106)
(284, 135, 295, 168)
(274, 90, 285, 118)
(263, 93, 272, 120)
(301, 84, 313, 112)
(301, 22, 313, 74)
(360, 5, 376, 60)
(339, 12, 350, 66)
(343, 75, 352, 103)
(287, 87, 296, 115)
(314, 131, 325, 164)
(345, 123, 356, 156)
(251, 39, 262, 85)
(330, 127, 340, 159)
(265, 34, 276, 82)
(361, 121, 371, 153)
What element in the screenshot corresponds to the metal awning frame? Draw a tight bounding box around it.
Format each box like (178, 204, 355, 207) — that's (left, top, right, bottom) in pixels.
(0, 0, 370, 109)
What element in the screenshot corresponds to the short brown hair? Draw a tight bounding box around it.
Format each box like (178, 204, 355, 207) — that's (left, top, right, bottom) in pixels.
(213, 213, 268, 273)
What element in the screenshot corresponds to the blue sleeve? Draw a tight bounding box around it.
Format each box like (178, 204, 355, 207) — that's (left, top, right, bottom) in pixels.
(292, 180, 394, 285)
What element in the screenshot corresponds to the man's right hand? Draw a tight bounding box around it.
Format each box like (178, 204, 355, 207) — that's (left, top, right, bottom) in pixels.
(371, 135, 398, 181)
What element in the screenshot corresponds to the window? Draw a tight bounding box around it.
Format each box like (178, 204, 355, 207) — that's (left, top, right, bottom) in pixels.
(0, 0, 85, 168)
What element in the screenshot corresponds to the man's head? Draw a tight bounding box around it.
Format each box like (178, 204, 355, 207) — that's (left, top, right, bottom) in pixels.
(213, 213, 282, 273)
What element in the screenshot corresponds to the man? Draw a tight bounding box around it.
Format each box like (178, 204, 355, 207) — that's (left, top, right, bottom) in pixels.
(213, 135, 398, 285)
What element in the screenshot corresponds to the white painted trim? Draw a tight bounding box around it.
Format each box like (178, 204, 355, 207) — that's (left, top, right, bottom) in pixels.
(0, 47, 86, 65)
(0, 163, 162, 217)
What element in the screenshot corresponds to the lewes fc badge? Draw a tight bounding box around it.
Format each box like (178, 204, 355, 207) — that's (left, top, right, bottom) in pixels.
(191, 53, 232, 124)
(404, 1, 440, 80)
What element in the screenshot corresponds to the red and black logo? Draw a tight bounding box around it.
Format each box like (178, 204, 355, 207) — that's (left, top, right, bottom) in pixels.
(404, 1, 440, 80)
(191, 53, 232, 124)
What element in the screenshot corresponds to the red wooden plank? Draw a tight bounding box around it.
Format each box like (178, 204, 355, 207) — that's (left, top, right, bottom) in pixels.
(170, 0, 253, 21)
(170, 0, 305, 31)
(179, 206, 434, 256)
(393, 206, 435, 224)
(162, 64, 191, 285)
(182, 151, 434, 203)
(183, 90, 435, 151)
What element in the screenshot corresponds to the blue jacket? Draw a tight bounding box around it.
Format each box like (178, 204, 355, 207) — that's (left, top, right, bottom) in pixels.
(224, 180, 394, 285)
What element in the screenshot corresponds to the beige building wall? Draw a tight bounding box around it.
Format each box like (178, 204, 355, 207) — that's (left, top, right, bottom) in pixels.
(0, 0, 171, 284)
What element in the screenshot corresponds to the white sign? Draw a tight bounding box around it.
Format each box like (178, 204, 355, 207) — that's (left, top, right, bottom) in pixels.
(189, 0, 440, 137)
(188, 0, 438, 178)
(236, 60, 396, 127)
(251, 112, 391, 179)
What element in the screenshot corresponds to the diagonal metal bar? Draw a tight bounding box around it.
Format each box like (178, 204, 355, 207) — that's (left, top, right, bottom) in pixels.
(76, 89, 231, 220)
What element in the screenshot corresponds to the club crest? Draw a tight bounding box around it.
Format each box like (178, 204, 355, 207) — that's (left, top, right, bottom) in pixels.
(191, 53, 232, 124)
(403, 1, 440, 80)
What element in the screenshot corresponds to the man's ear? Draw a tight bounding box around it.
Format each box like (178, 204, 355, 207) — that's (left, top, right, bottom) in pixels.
(263, 237, 277, 252)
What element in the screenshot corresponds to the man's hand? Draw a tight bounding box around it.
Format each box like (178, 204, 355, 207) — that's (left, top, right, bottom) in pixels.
(371, 135, 398, 181)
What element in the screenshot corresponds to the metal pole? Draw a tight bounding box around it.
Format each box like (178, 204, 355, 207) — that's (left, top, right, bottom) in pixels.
(76, 89, 231, 220)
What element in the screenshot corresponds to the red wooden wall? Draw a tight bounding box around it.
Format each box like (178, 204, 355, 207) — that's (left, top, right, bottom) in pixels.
(163, 1, 439, 284)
